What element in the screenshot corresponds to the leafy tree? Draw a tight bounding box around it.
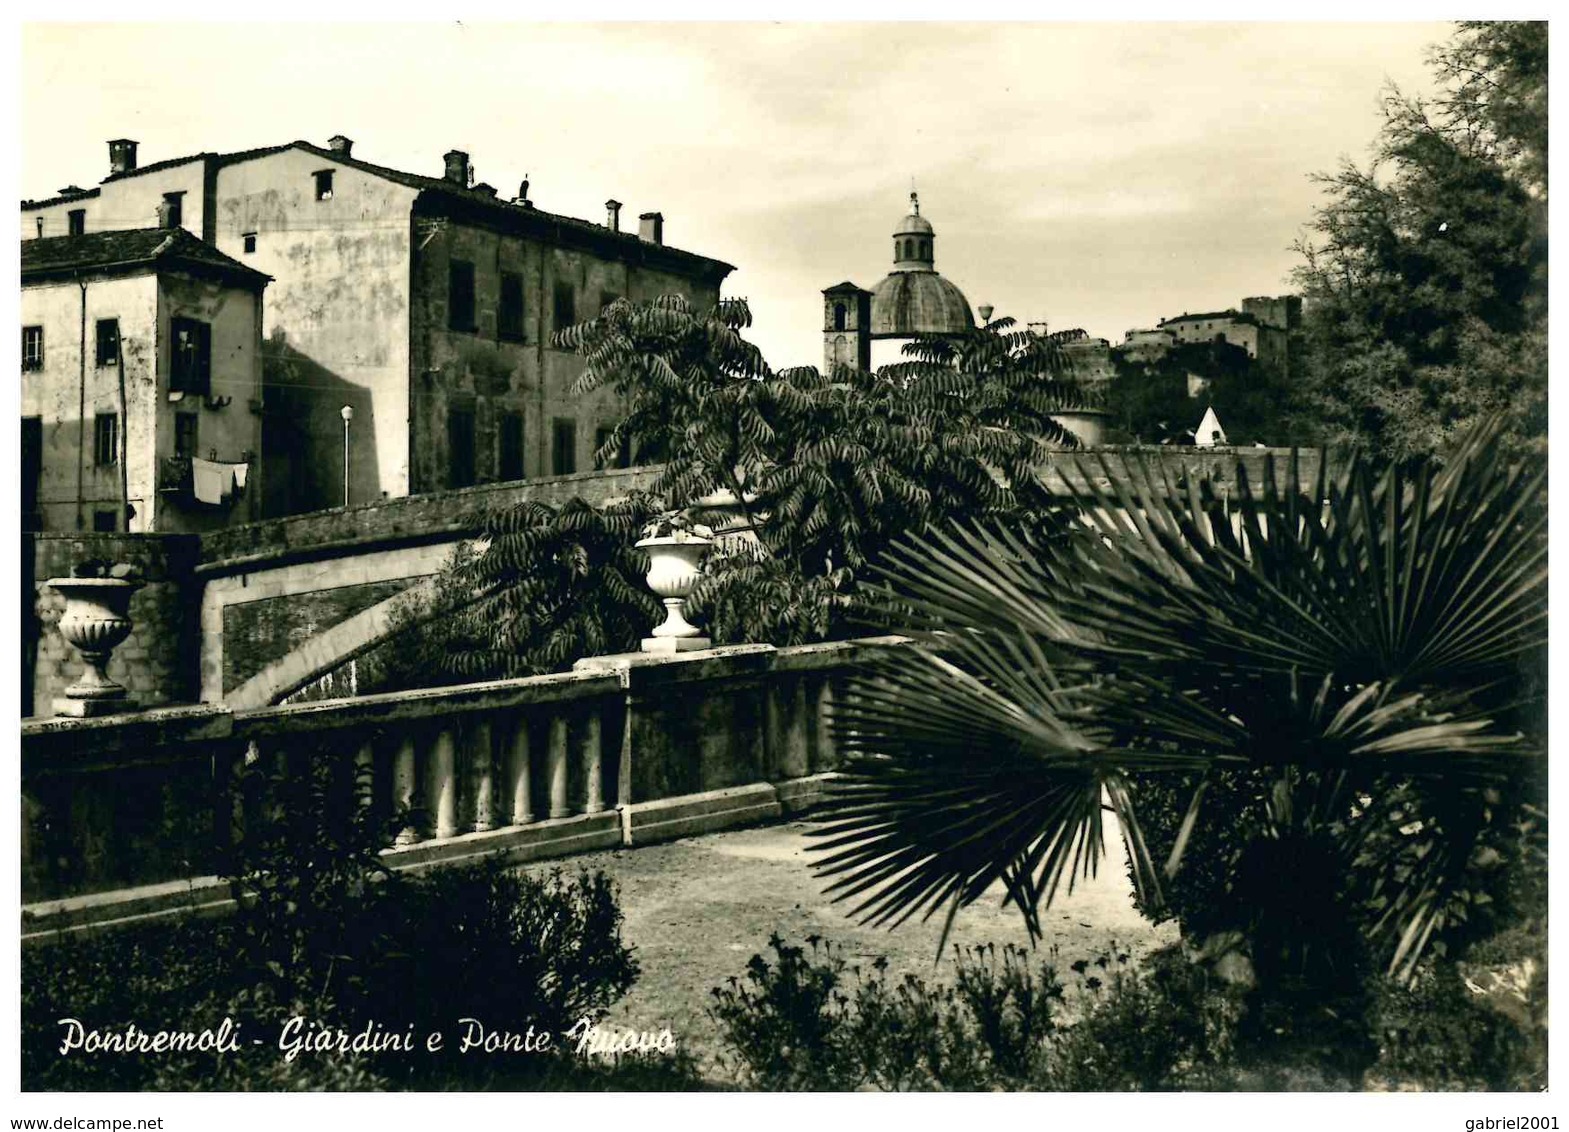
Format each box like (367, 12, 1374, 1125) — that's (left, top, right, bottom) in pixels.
(1292, 20, 1547, 459)
(356, 296, 1093, 688)
(1104, 339, 1301, 446)
(813, 423, 1545, 998)
(360, 495, 662, 688)
(564, 297, 1091, 609)
(1101, 351, 1193, 444)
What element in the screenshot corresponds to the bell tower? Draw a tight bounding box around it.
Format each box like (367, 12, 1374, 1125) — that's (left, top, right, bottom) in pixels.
(821, 282, 872, 374)
(822, 281, 872, 373)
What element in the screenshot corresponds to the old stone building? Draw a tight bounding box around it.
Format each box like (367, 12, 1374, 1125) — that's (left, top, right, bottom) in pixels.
(23, 138, 735, 516)
(1153, 295, 1301, 375)
(21, 228, 267, 533)
(1119, 327, 1179, 363)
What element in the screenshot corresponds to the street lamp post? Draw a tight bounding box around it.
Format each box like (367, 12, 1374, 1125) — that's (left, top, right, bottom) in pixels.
(340, 405, 354, 507)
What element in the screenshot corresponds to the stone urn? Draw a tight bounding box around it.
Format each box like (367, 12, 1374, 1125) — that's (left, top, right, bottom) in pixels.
(635, 534, 713, 653)
(46, 576, 144, 717)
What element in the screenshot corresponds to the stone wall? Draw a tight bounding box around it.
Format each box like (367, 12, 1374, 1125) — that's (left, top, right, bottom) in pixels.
(26, 470, 661, 718)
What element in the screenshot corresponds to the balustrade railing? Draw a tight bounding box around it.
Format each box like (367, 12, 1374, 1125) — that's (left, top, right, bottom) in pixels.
(21, 637, 912, 929)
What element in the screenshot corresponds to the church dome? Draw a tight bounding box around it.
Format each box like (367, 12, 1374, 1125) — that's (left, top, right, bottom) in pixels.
(870, 271, 975, 338)
(869, 192, 974, 338)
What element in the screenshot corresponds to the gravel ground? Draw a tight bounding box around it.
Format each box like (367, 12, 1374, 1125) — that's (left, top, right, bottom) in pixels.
(523, 818, 1178, 1079)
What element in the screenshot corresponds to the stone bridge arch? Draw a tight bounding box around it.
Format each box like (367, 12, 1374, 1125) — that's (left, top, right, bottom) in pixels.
(196, 467, 660, 708)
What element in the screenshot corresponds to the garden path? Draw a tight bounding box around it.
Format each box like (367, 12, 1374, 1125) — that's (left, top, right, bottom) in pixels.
(524, 819, 1178, 1079)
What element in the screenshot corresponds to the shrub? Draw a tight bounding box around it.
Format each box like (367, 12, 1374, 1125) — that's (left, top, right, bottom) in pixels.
(22, 862, 645, 1091)
(23, 744, 646, 1090)
(709, 934, 1186, 1091)
(708, 932, 1542, 1092)
(1367, 925, 1547, 1091)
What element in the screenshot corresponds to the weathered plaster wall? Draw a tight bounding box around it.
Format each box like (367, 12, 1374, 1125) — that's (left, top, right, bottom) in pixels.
(212, 151, 419, 515)
(21, 159, 209, 240)
(27, 533, 198, 718)
(152, 274, 265, 532)
(21, 275, 160, 532)
(410, 219, 720, 490)
(22, 272, 265, 535)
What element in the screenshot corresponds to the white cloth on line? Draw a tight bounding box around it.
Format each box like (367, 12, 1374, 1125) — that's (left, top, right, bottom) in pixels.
(232, 463, 248, 491)
(191, 457, 228, 505)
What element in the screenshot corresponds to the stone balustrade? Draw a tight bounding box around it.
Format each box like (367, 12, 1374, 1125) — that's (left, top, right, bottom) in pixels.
(21, 636, 912, 940)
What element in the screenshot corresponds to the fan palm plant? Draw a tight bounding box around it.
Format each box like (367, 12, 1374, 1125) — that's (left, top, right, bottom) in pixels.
(813, 422, 1546, 982)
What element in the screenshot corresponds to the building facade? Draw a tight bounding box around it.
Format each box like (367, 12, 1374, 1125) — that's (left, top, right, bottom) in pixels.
(23, 138, 735, 516)
(1060, 336, 1115, 390)
(1120, 327, 1178, 363)
(1154, 304, 1286, 370)
(21, 228, 267, 533)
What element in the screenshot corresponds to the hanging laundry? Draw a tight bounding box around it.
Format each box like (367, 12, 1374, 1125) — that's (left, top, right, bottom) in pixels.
(191, 457, 228, 505)
(232, 463, 248, 492)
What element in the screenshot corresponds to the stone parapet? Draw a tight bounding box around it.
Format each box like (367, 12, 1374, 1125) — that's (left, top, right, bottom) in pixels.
(21, 636, 907, 938)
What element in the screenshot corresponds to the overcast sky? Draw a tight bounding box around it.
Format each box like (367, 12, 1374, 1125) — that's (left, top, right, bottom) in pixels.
(21, 21, 1449, 368)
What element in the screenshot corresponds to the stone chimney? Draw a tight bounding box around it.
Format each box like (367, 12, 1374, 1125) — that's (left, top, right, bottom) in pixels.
(443, 149, 469, 185)
(57, 186, 86, 198)
(638, 211, 664, 246)
(108, 139, 138, 176)
(605, 200, 622, 232)
(327, 135, 354, 156)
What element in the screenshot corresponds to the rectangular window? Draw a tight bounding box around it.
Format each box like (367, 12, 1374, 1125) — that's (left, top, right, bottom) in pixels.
(94, 319, 119, 367)
(175, 411, 199, 458)
(498, 271, 525, 341)
(499, 410, 524, 481)
(552, 281, 576, 334)
(93, 412, 118, 467)
(22, 326, 43, 371)
(314, 170, 334, 201)
(170, 317, 212, 395)
(162, 192, 184, 228)
(593, 425, 630, 470)
(242, 232, 257, 254)
(448, 260, 476, 332)
(448, 404, 476, 489)
(92, 510, 118, 533)
(68, 209, 85, 236)
(552, 417, 576, 477)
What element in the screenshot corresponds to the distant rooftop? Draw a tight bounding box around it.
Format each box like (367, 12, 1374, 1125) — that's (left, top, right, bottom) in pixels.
(1159, 309, 1259, 327)
(21, 227, 270, 289)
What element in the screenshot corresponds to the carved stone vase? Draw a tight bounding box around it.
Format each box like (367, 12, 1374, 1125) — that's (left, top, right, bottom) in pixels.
(46, 576, 143, 717)
(635, 534, 713, 653)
